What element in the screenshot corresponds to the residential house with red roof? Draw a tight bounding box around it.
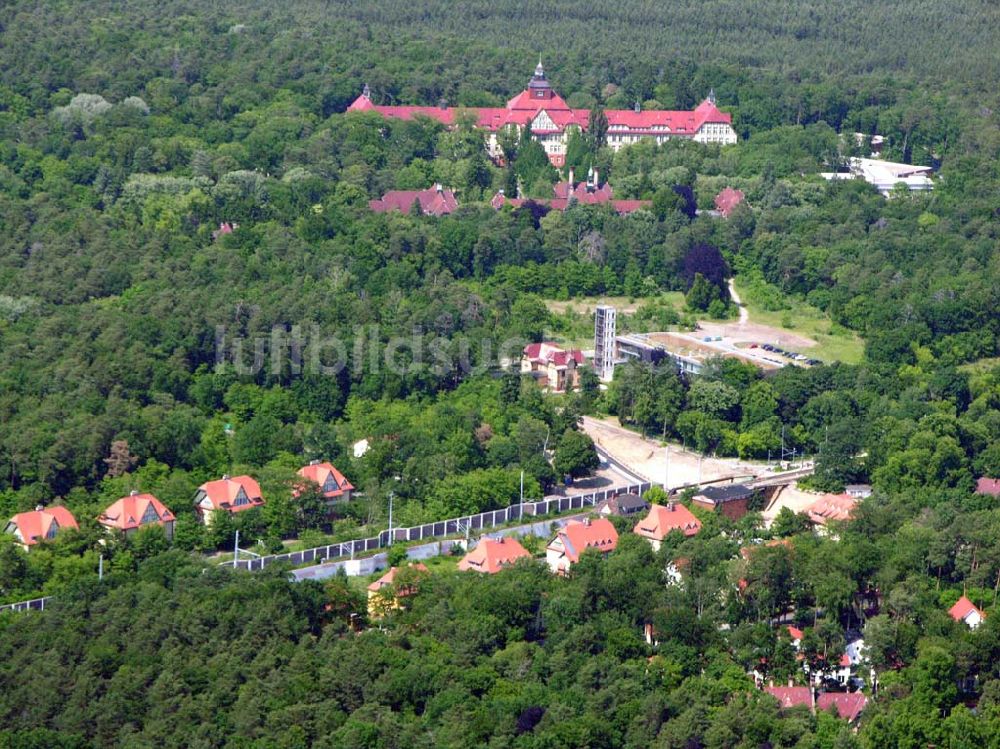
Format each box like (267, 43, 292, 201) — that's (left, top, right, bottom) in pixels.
(546, 517, 619, 574)
(521, 341, 586, 392)
(366, 562, 429, 618)
(975, 477, 1000, 497)
(458, 536, 533, 574)
(713, 187, 745, 217)
(297, 460, 354, 505)
(98, 491, 176, 540)
(491, 166, 652, 215)
(633, 502, 702, 552)
(765, 685, 867, 724)
(348, 61, 736, 167)
(804, 493, 860, 529)
(194, 474, 265, 525)
(4, 506, 78, 550)
(949, 595, 985, 629)
(369, 184, 459, 216)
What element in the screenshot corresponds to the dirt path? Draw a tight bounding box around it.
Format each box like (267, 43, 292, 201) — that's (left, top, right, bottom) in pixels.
(728, 278, 749, 326)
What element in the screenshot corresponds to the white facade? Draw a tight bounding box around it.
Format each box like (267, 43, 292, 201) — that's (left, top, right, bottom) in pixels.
(594, 305, 617, 381)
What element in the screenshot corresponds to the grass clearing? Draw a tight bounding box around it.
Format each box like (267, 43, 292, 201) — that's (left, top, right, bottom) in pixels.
(733, 277, 865, 364)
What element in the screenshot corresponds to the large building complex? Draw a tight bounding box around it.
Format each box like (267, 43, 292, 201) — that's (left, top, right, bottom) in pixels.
(348, 62, 737, 165)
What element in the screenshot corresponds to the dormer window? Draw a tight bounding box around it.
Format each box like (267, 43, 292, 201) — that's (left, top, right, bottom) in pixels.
(234, 487, 250, 506)
(323, 475, 339, 493)
(140, 504, 160, 524)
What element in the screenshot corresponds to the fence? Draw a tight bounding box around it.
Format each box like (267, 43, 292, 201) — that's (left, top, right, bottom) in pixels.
(0, 596, 52, 614)
(232, 481, 652, 573)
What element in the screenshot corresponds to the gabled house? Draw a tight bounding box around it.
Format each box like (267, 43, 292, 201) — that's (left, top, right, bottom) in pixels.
(597, 492, 650, 518)
(949, 595, 985, 629)
(521, 342, 585, 392)
(98, 491, 176, 540)
(817, 692, 867, 723)
(4, 506, 78, 550)
(458, 536, 532, 574)
(804, 493, 860, 529)
(975, 477, 1000, 498)
(369, 185, 458, 216)
(297, 460, 354, 504)
(691, 483, 757, 520)
(492, 167, 652, 215)
(766, 684, 812, 711)
(765, 684, 867, 724)
(546, 518, 618, 574)
(633, 502, 702, 552)
(366, 562, 429, 619)
(194, 474, 264, 525)
(713, 187, 745, 217)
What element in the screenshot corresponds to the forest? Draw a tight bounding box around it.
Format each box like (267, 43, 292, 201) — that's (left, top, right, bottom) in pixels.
(1, 0, 1000, 746)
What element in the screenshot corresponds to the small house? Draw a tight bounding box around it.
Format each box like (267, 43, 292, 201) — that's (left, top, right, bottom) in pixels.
(4, 506, 78, 550)
(546, 518, 618, 574)
(367, 562, 429, 618)
(521, 342, 585, 392)
(297, 460, 355, 504)
(597, 493, 649, 518)
(98, 491, 176, 540)
(194, 474, 264, 525)
(691, 483, 757, 520)
(369, 185, 458, 216)
(458, 536, 532, 574)
(949, 595, 985, 629)
(632, 502, 702, 552)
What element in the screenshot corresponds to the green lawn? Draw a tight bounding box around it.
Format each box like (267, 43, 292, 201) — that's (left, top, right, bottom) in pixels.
(733, 278, 865, 364)
(545, 293, 687, 349)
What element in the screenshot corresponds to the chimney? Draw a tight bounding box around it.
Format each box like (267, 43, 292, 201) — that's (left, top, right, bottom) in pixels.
(788, 678, 794, 688)
(35, 504, 44, 512)
(593, 168, 599, 187)
(497, 536, 505, 544)
(310, 459, 320, 465)
(222, 474, 230, 480)
(583, 517, 591, 526)
(568, 166, 574, 188)
(436, 183, 443, 193)
(130, 490, 139, 496)
(438, 98, 447, 110)
(667, 501, 675, 511)
(634, 100, 641, 113)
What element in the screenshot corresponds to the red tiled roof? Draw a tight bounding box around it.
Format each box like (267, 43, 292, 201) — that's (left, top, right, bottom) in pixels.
(805, 493, 860, 525)
(948, 595, 984, 623)
(787, 625, 804, 641)
(553, 180, 614, 203)
(766, 686, 812, 709)
(458, 537, 532, 574)
(98, 493, 174, 532)
(367, 562, 429, 593)
(297, 462, 354, 499)
(369, 186, 459, 216)
(816, 692, 867, 722)
(633, 503, 702, 541)
(714, 187, 745, 217)
(523, 342, 584, 367)
(196, 475, 264, 513)
(976, 477, 1000, 496)
(6, 507, 78, 546)
(549, 518, 619, 563)
(348, 90, 729, 136)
